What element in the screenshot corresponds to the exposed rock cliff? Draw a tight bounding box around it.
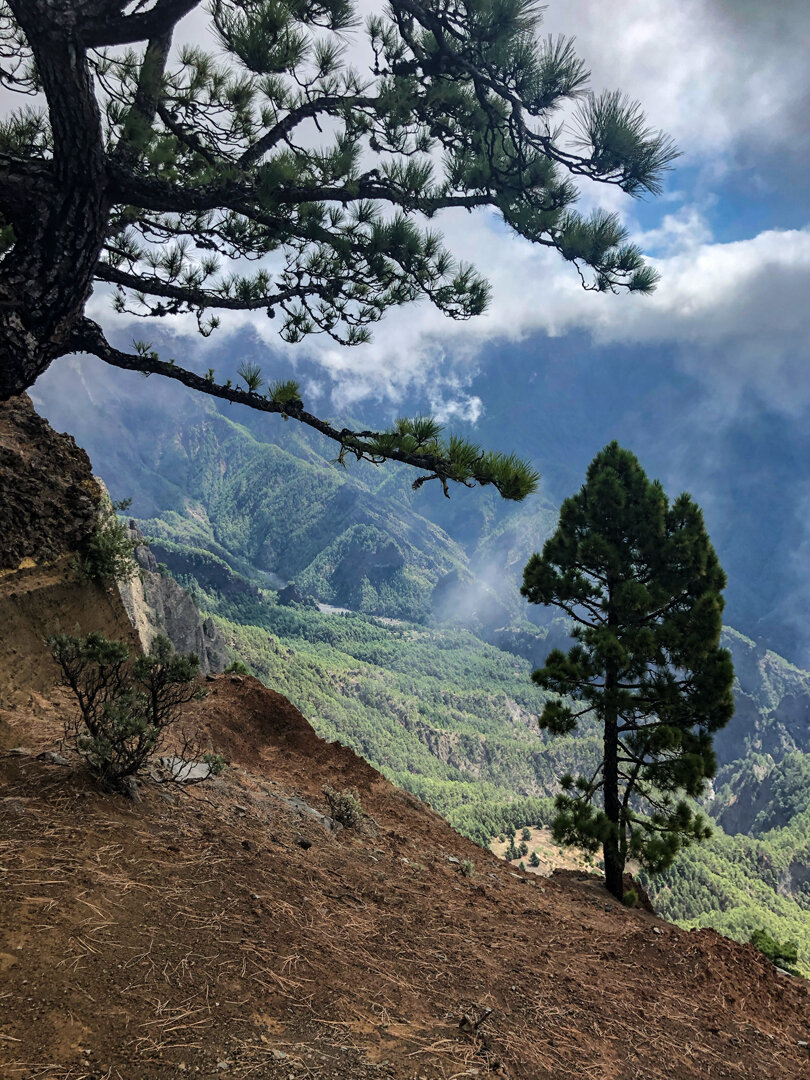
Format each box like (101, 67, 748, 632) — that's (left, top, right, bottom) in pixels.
(0, 394, 100, 569)
(117, 525, 228, 674)
(0, 394, 226, 679)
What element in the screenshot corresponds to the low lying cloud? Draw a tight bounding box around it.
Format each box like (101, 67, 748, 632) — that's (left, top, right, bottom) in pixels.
(89, 208, 810, 422)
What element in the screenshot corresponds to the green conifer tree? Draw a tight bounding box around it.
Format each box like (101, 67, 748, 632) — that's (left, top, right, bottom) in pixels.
(521, 443, 735, 900)
(0, 1, 675, 498)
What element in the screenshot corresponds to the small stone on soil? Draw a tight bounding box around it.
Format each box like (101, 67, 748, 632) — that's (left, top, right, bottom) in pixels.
(37, 750, 69, 765)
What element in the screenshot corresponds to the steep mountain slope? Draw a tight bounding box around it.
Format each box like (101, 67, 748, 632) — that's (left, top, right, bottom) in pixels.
(207, 601, 810, 976)
(123, 407, 473, 622)
(2, 676, 809, 1080)
(211, 604, 580, 841)
(23, 380, 810, 978)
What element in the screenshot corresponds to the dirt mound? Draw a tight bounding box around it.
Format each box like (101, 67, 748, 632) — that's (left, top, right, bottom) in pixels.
(1, 676, 808, 1080)
(197, 676, 393, 794)
(0, 394, 100, 570)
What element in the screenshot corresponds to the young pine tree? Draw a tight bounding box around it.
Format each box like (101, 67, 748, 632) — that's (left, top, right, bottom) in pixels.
(521, 443, 734, 900)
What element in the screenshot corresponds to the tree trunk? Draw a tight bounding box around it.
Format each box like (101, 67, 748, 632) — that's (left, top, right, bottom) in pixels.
(602, 706, 623, 899)
(602, 593, 624, 900)
(0, 1, 110, 398)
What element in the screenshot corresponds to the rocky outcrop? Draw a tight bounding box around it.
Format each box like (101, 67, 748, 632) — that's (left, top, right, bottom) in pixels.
(117, 526, 228, 674)
(277, 582, 316, 608)
(0, 394, 101, 569)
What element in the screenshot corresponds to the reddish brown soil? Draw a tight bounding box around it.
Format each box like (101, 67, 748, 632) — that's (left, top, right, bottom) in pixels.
(1, 676, 808, 1080)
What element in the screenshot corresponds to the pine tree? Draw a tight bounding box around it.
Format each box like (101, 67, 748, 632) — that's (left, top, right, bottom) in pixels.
(521, 443, 735, 900)
(529, 850, 541, 868)
(0, 1, 676, 497)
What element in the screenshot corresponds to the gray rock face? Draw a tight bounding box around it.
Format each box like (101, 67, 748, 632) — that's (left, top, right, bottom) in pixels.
(157, 756, 214, 782)
(117, 526, 228, 673)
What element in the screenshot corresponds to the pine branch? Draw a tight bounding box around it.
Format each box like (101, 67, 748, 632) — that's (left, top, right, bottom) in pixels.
(83, 0, 201, 48)
(69, 317, 539, 500)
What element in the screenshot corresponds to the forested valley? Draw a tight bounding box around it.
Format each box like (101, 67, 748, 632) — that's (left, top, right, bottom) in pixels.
(35, 380, 810, 977)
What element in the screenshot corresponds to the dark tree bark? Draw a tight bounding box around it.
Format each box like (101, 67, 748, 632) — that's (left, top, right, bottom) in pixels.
(602, 591, 624, 900)
(1, 1, 110, 397)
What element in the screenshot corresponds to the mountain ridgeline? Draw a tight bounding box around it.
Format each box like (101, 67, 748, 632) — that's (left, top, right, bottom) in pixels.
(31, 364, 810, 975)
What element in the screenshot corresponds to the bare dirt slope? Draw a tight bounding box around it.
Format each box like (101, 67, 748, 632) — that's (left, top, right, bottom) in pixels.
(0, 391, 140, 718)
(0, 559, 141, 716)
(1, 676, 808, 1080)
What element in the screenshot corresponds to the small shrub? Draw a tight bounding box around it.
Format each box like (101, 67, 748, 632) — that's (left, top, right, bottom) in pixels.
(75, 497, 136, 584)
(322, 784, 363, 828)
(459, 858, 475, 877)
(529, 851, 541, 868)
(156, 562, 172, 577)
(519, 860, 526, 870)
(202, 752, 227, 776)
(224, 660, 250, 676)
(49, 632, 201, 793)
(622, 888, 638, 908)
(750, 929, 799, 973)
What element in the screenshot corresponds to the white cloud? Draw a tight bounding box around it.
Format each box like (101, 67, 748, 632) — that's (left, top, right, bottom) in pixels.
(91, 207, 810, 419)
(288, 212, 810, 417)
(543, 0, 810, 163)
